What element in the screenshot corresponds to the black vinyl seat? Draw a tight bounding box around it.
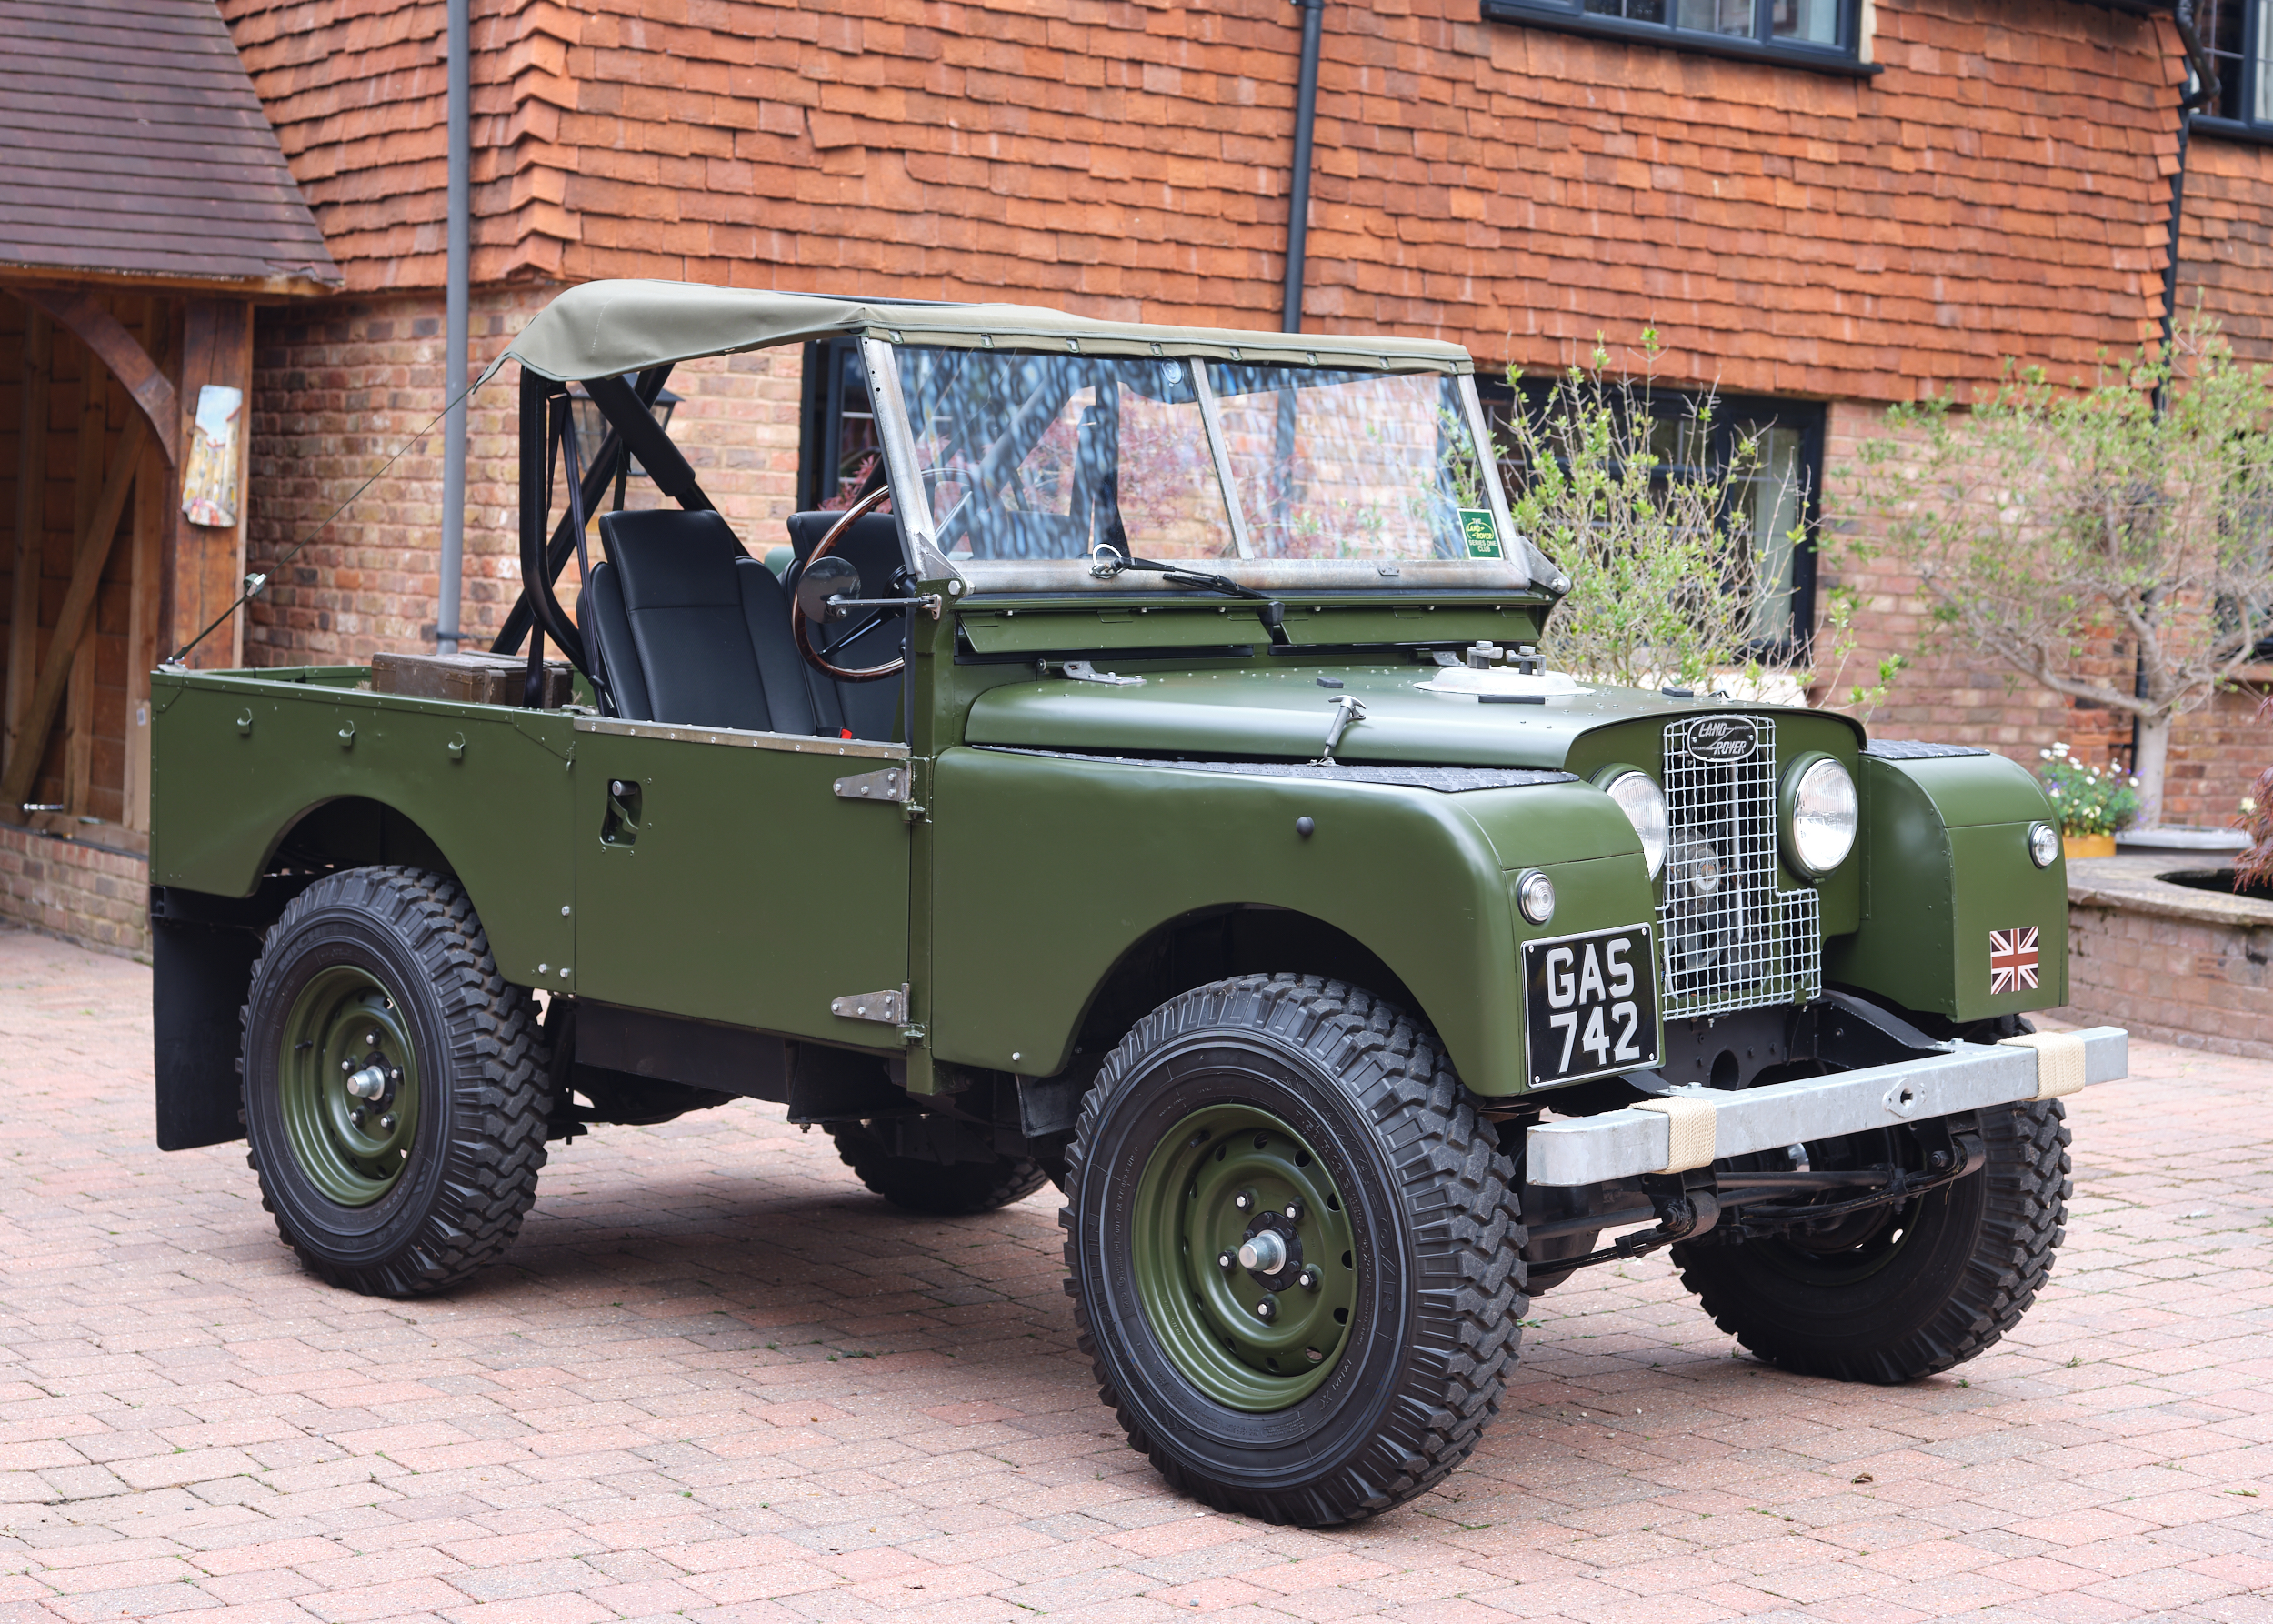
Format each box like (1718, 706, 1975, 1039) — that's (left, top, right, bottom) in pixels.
(586, 509, 816, 735)
(784, 511, 907, 741)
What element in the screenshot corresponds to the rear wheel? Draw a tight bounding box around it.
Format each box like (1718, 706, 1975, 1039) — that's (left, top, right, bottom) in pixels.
(826, 1121, 1047, 1215)
(241, 867, 548, 1297)
(1063, 974, 1525, 1526)
(1673, 1098, 2069, 1382)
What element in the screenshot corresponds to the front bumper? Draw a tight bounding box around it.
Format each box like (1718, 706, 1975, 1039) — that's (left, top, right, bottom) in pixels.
(1525, 1027, 2128, 1186)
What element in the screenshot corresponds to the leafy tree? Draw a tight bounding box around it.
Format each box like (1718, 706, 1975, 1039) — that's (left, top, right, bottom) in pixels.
(1850, 320, 2273, 827)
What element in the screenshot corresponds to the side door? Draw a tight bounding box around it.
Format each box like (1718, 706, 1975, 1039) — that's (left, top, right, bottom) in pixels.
(568, 717, 914, 1042)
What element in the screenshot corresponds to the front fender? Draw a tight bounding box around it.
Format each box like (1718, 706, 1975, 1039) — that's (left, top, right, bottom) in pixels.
(927, 747, 1653, 1095)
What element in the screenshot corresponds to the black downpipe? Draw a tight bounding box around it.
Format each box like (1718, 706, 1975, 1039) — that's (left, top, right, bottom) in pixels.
(493, 365, 673, 659)
(1281, 0, 1326, 334)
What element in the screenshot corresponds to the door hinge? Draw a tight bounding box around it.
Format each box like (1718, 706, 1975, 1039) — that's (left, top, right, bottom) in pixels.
(833, 767, 907, 803)
(831, 983, 909, 1024)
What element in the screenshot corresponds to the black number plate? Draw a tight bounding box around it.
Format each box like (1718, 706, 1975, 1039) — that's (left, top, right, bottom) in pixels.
(1522, 925, 1660, 1088)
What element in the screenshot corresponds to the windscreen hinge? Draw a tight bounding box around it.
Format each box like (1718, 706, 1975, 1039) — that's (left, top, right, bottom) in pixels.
(831, 984, 910, 1025)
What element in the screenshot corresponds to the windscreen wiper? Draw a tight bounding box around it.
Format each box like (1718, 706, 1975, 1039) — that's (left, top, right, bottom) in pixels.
(1088, 545, 1288, 646)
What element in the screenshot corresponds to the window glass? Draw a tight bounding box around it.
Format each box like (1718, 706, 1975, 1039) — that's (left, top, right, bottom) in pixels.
(1770, 0, 1838, 44)
(1584, 0, 1668, 24)
(894, 348, 1236, 562)
(1676, 0, 1753, 35)
(1737, 425, 1806, 642)
(1207, 366, 1486, 561)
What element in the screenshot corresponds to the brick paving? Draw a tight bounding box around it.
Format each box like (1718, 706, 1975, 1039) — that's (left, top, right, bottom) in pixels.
(1, 922, 2267, 1624)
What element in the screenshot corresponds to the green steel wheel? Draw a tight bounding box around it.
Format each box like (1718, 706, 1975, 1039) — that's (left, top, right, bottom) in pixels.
(1063, 974, 1526, 1527)
(275, 964, 423, 1207)
(1674, 1099, 2070, 1383)
(241, 866, 548, 1298)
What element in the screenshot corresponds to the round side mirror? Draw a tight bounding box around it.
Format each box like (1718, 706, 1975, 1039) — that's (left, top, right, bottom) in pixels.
(796, 555, 862, 622)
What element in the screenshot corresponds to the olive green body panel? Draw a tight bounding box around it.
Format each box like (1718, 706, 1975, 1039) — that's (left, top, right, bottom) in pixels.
(927, 747, 1654, 1094)
(568, 725, 911, 1043)
(149, 669, 579, 986)
(1824, 754, 2067, 1018)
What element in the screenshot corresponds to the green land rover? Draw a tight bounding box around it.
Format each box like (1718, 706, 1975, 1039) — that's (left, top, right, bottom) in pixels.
(148, 283, 2126, 1526)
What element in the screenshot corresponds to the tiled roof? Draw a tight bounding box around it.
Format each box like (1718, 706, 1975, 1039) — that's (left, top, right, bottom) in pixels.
(0, 0, 338, 292)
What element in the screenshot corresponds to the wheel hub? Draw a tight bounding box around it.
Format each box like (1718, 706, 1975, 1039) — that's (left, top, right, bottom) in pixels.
(1132, 1104, 1359, 1410)
(277, 967, 420, 1207)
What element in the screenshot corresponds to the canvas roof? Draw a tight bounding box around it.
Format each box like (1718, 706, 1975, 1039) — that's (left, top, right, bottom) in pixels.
(502, 280, 1477, 381)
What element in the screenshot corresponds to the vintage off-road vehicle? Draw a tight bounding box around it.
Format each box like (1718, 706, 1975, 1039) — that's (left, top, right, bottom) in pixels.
(150, 283, 2126, 1526)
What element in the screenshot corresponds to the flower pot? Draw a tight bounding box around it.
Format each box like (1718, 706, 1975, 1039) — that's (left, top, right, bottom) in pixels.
(2063, 833, 2118, 860)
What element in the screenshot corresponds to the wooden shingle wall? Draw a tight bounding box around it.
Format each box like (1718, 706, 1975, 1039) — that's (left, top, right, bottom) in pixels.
(221, 0, 2192, 404)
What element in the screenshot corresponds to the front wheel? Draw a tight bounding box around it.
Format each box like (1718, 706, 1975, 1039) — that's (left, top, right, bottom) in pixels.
(241, 867, 549, 1297)
(1062, 975, 1526, 1527)
(1673, 1098, 2070, 1382)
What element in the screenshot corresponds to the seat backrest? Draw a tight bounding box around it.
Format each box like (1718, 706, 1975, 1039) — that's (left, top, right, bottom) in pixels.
(587, 509, 816, 735)
(783, 511, 906, 740)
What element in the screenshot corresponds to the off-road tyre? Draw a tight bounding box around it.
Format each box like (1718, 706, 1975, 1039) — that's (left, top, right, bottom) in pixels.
(241, 866, 548, 1297)
(826, 1122, 1049, 1215)
(1674, 1098, 2069, 1383)
(1061, 974, 1526, 1527)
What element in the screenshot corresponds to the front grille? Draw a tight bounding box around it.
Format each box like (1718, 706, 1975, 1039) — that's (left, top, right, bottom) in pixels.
(1657, 715, 1821, 1019)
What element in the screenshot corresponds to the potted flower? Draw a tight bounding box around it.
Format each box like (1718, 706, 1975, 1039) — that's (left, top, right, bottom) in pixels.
(2038, 743, 2140, 858)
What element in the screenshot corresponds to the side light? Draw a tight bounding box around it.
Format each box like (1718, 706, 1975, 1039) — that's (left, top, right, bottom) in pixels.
(2028, 821, 2060, 868)
(1780, 754, 1858, 879)
(1517, 868, 1557, 926)
(1599, 768, 1668, 880)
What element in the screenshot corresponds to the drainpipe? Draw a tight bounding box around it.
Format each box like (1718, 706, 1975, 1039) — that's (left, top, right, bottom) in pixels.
(1281, 0, 1325, 334)
(436, 0, 470, 650)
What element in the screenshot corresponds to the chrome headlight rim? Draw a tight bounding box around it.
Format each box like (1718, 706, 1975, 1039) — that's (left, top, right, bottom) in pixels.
(1516, 868, 1557, 926)
(1595, 765, 1668, 881)
(1780, 752, 1858, 880)
(2027, 820, 2060, 869)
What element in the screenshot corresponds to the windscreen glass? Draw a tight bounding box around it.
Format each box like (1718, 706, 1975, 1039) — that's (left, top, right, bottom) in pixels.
(1207, 365, 1492, 562)
(896, 348, 1235, 562)
(892, 346, 1503, 567)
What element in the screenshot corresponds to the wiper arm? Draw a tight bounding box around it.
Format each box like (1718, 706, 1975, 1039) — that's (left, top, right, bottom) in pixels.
(1088, 545, 1289, 644)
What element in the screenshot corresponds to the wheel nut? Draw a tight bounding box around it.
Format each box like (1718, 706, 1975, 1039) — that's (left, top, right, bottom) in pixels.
(1284, 1198, 1304, 1222)
(1297, 1268, 1319, 1291)
(1217, 1251, 1235, 1270)
(1233, 1190, 1252, 1212)
(349, 1108, 365, 1128)
(378, 1114, 396, 1132)
(1255, 1297, 1277, 1321)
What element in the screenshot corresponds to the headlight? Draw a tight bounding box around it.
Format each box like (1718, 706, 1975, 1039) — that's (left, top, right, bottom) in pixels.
(1781, 755, 1858, 878)
(1517, 868, 1557, 925)
(2028, 821, 2060, 868)
(1601, 770, 1668, 880)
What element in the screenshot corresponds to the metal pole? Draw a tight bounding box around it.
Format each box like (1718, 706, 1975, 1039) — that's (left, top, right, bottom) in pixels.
(1280, 0, 1325, 335)
(436, 0, 470, 650)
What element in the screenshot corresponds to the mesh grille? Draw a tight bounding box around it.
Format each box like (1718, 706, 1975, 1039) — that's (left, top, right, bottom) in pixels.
(1657, 715, 1822, 1019)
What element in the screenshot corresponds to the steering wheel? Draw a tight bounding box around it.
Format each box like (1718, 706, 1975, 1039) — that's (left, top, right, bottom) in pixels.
(793, 485, 906, 684)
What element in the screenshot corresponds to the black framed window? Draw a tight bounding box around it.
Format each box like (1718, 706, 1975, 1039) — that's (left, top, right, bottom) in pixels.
(1477, 381, 1825, 654)
(1479, 0, 1871, 74)
(2188, 0, 2273, 135)
(796, 335, 882, 512)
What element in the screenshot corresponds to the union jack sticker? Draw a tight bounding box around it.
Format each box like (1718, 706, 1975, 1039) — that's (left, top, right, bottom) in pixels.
(1989, 927, 2041, 995)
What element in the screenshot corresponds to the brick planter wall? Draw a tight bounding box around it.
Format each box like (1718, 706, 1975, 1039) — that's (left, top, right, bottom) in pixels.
(0, 823, 150, 960)
(2050, 858, 2272, 1060)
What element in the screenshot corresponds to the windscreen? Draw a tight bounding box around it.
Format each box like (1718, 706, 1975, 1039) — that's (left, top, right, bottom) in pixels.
(1207, 366, 1495, 562)
(896, 348, 1235, 562)
(892, 346, 1506, 567)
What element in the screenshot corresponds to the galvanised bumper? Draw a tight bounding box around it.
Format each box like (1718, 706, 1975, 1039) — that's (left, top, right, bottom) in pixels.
(1524, 1028, 2128, 1186)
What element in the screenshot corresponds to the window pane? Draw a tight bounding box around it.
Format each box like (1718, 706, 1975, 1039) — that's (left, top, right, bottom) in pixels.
(822, 346, 880, 509)
(896, 349, 1236, 562)
(1769, 0, 1837, 45)
(1584, 0, 1668, 23)
(1736, 426, 1805, 643)
(1676, 0, 1755, 36)
(1209, 367, 1480, 561)
(2257, 0, 2273, 121)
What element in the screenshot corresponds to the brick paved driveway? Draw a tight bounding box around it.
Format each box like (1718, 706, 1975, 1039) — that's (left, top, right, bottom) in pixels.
(1, 924, 2267, 1624)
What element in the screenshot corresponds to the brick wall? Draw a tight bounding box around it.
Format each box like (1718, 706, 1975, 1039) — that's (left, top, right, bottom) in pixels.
(2053, 889, 2272, 1059)
(245, 286, 805, 664)
(0, 823, 149, 960)
(218, 0, 2183, 405)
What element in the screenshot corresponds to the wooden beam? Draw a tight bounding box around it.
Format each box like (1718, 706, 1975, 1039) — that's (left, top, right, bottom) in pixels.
(64, 354, 107, 814)
(5, 306, 48, 765)
(0, 413, 147, 813)
(168, 299, 252, 668)
(18, 289, 180, 466)
(125, 435, 164, 833)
